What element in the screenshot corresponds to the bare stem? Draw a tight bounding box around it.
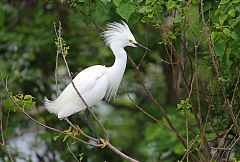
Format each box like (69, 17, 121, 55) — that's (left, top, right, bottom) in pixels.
(67, 143, 81, 162)
(128, 56, 187, 148)
(126, 92, 160, 123)
(106, 142, 139, 162)
(0, 92, 14, 162)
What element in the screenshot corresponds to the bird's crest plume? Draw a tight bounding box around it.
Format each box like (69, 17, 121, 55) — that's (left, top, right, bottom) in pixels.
(102, 21, 135, 47)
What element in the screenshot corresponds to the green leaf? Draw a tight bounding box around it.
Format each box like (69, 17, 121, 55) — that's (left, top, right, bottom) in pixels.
(146, 0, 157, 4)
(116, 4, 135, 21)
(220, 0, 230, 4)
(203, 2, 212, 12)
(211, 31, 218, 40)
(79, 153, 84, 161)
(218, 77, 227, 82)
(191, 0, 198, 5)
(100, 0, 111, 5)
(129, 13, 140, 24)
(173, 143, 185, 154)
(138, 6, 147, 13)
(24, 95, 34, 100)
(191, 24, 200, 36)
(177, 99, 192, 112)
(63, 135, 68, 142)
(171, 15, 183, 23)
(15, 94, 24, 100)
(167, 0, 177, 10)
(24, 100, 36, 107)
(65, 126, 72, 133)
(145, 6, 153, 13)
(230, 31, 239, 40)
(177, 103, 182, 110)
(215, 39, 225, 56)
(53, 135, 60, 141)
(113, 0, 121, 6)
(232, 0, 240, 3)
(223, 28, 231, 36)
(219, 14, 228, 25)
(12, 106, 18, 112)
(141, 16, 150, 23)
(228, 9, 235, 17)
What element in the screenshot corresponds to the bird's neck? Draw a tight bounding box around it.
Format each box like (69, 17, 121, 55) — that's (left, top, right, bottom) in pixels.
(104, 46, 127, 101)
(108, 46, 127, 86)
(110, 46, 127, 74)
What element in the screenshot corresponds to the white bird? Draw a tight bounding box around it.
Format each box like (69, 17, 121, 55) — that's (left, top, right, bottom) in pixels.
(45, 21, 150, 119)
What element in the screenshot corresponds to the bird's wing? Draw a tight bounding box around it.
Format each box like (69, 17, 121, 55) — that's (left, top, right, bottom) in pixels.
(71, 65, 107, 94)
(57, 65, 107, 105)
(57, 73, 108, 118)
(45, 65, 109, 118)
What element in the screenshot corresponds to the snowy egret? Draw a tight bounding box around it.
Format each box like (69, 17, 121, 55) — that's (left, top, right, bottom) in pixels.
(45, 21, 150, 119)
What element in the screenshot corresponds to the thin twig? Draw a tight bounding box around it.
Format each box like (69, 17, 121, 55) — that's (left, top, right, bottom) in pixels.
(186, 115, 189, 162)
(137, 23, 150, 69)
(88, 1, 104, 32)
(210, 124, 234, 161)
(225, 135, 240, 160)
(128, 55, 187, 148)
(67, 142, 81, 162)
(0, 94, 4, 146)
(180, 135, 199, 162)
(125, 92, 160, 123)
(106, 141, 139, 162)
(195, 45, 212, 160)
(0, 91, 15, 162)
(54, 23, 60, 98)
(178, 2, 187, 90)
(230, 73, 240, 106)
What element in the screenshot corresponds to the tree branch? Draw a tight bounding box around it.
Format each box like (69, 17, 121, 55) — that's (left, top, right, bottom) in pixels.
(127, 56, 187, 148)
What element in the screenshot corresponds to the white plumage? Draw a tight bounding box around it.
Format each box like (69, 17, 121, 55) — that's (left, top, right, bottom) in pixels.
(45, 21, 150, 119)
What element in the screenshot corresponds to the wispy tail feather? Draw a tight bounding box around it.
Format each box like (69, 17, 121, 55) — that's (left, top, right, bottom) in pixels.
(44, 97, 60, 115)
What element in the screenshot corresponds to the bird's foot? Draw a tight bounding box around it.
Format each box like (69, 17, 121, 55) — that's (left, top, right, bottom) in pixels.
(72, 125, 83, 134)
(98, 138, 107, 148)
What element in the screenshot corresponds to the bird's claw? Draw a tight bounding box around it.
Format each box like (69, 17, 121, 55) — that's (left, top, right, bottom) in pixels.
(73, 125, 83, 134)
(98, 138, 107, 148)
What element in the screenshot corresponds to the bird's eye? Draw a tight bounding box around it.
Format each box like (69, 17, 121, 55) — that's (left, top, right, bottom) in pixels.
(129, 40, 134, 44)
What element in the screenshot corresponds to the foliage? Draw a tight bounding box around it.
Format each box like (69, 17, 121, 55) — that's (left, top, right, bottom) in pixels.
(13, 94, 36, 111)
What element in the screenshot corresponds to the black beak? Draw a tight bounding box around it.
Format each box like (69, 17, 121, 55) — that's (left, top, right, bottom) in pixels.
(134, 42, 151, 52)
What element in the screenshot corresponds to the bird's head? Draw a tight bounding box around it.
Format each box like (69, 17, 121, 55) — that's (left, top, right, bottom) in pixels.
(103, 21, 151, 51)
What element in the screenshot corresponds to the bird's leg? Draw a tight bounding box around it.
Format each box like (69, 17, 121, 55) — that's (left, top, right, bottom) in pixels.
(82, 109, 106, 148)
(65, 118, 83, 133)
(82, 109, 99, 138)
